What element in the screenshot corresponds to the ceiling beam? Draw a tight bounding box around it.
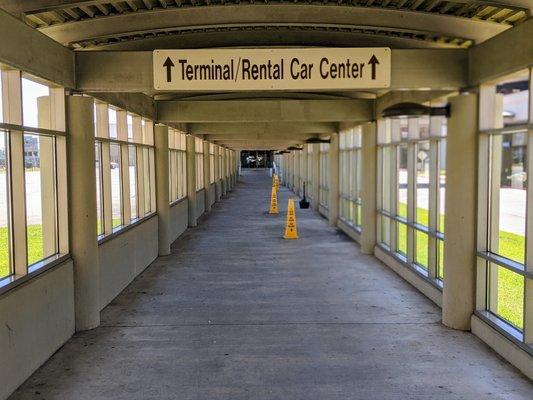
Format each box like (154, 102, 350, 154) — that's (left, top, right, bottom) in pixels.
(75, 48, 468, 93)
(157, 100, 373, 123)
(375, 90, 455, 117)
(0, 8, 74, 88)
(189, 122, 337, 135)
(469, 18, 533, 86)
(204, 132, 319, 141)
(38, 5, 509, 46)
(87, 92, 156, 120)
(2, 0, 530, 15)
(84, 28, 459, 51)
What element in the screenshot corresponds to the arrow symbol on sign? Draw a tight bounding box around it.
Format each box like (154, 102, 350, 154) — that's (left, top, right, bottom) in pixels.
(163, 57, 175, 83)
(368, 54, 379, 80)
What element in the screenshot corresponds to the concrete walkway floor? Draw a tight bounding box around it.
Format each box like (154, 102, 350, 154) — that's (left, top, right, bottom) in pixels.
(10, 170, 532, 400)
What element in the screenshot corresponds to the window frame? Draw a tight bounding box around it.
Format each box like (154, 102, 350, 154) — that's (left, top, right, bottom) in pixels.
(376, 112, 447, 288)
(0, 70, 68, 287)
(475, 71, 533, 345)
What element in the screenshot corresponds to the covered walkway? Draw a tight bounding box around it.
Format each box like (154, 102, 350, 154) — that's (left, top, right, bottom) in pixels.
(10, 170, 532, 399)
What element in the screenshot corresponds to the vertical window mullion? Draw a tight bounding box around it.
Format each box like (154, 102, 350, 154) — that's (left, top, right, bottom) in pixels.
(2, 70, 27, 274)
(407, 141, 416, 264)
(390, 145, 398, 252)
(137, 146, 146, 215)
(428, 139, 439, 279)
(524, 67, 533, 343)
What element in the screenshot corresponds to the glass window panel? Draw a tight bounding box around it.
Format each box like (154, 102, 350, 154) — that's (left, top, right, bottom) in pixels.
(95, 143, 103, 236)
(488, 263, 524, 329)
(490, 133, 526, 264)
(500, 79, 529, 127)
(415, 231, 428, 269)
(381, 147, 391, 212)
(24, 134, 56, 265)
(416, 141, 430, 226)
(397, 222, 407, 256)
(0, 78, 3, 123)
(129, 146, 137, 220)
(110, 143, 122, 228)
(438, 140, 446, 233)
(108, 108, 117, 139)
(143, 147, 150, 215)
(380, 215, 390, 246)
(149, 148, 156, 212)
(0, 131, 9, 278)
(437, 239, 444, 280)
(397, 144, 408, 218)
(127, 114, 133, 140)
(22, 78, 49, 128)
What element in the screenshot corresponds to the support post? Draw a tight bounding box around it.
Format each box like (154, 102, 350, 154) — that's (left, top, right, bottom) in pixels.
(186, 135, 197, 227)
(301, 145, 308, 198)
(328, 133, 340, 227)
(66, 95, 100, 331)
(442, 93, 478, 330)
(154, 124, 171, 255)
(361, 122, 377, 254)
(311, 143, 320, 211)
(203, 141, 211, 212)
(214, 145, 221, 201)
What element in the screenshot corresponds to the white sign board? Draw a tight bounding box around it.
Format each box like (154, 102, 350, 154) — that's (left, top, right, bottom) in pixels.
(153, 48, 391, 91)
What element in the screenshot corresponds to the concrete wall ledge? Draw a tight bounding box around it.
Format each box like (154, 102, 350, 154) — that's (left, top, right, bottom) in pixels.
(471, 314, 533, 380)
(318, 204, 329, 219)
(170, 198, 188, 243)
(374, 245, 442, 307)
(337, 219, 361, 245)
(98, 216, 158, 310)
(0, 259, 74, 400)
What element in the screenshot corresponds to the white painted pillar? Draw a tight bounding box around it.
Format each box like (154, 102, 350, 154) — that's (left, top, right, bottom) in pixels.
(311, 143, 320, 211)
(221, 147, 227, 197)
(203, 141, 211, 212)
(328, 133, 340, 227)
(66, 95, 100, 331)
(361, 122, 377, 254)
(301, 145, 308, 199)
(154, 124, 171, 256)
(294, 151, 300, 195)
(442, 93, 478, 331)
(186, 135, 197, 227)
(214, 145, 221, 201)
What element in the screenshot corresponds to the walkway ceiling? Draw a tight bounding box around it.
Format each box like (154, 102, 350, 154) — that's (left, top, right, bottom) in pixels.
(0, 0, 530, 150)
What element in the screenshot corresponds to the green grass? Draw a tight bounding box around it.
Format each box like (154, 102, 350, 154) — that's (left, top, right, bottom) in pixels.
(396, 202, 525, 329)
(0, 225, 44, 278)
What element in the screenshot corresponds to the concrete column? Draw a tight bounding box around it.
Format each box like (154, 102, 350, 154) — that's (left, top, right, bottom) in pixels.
(290, 152, 296, 190)
(360, 122, 377, 254)
(311, 143, 320, 211)
(301, 145, 308, 198)
(225, 149, 231, 192)
(221, 148, 227, 197)
(214, 146, 221, 201)
(442, 93, 478, 331)
(66, 95, 100, 331)
(186, 135, 197, 227)
(154, 124, 171, 256)
(294, 151, 300, 195)
(203, 141, 211, 212)
(328, 133, 340, 227)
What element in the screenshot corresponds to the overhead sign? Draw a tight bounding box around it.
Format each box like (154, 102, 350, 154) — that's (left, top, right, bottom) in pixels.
(153, 48, 391, 91)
